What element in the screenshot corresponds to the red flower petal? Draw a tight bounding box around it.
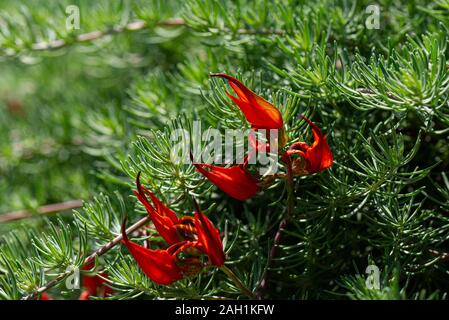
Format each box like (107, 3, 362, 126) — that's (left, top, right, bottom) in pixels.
(194, 210, 225, 267)
(121, 221, 183, 285)
(285, 116, 333, 174)
(80, 262, 97, 295)
(40, 292, 52, 300)
(194, 163, 260, 201)
(210, 74, 283, 130)
(80, 263, 112, 299)
(79, 290, 90, 300)
(300, 116, 333, 172)
(135, 173, 181, 244)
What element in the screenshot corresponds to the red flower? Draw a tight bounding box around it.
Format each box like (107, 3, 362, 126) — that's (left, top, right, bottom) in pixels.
(193, 162, 260, 201)
(40, 292, 52, 300)
(121, 231, 185, 285)
(194, 210, 225, 266)
(121, 174, 225, 285)
(133, 173, 182, 245)
(282, 116, 333, 174)
(210, 74, 283, 130)
(193, 74, 287, 201)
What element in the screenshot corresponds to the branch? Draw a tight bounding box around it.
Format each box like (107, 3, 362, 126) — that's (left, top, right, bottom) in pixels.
(256, 217, 288, 299)
(0, 200, 83, 223)
(29, 18, 185, 52)
(22, 215, 150, 300)
(24, 17, 285, 53)
(256, 159, 295, 299)
(428, 248, 449, 261)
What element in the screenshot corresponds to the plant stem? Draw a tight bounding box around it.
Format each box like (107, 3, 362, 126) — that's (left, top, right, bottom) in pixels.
(25, 18, 285, 54)
(429, 248, 449, 261)
(220, 265, 256, 299)
(30, 18, 184, 52)
(256, 158, 295, 299)
(0, 200, 83, 223)
(286, 161, 295, 218)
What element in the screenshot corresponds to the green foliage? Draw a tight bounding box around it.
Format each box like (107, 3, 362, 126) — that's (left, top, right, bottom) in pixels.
(1, 0, 449, 300)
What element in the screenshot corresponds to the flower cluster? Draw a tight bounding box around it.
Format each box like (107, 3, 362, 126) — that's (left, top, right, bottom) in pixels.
(193, 74, 334, 201)
(121, 173, 225, 285)
(121, 74, 333, 288)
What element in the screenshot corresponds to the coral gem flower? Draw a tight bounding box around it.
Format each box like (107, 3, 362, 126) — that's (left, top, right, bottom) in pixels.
(193, 162, 260, 201)
(194, 210, 225, 266)
(40, 292, 52, 300)
(210, 73, 283, 130)
(283, 116, 333, 174)
(133, 172, 182, 245)
(121, 174, 225, 285)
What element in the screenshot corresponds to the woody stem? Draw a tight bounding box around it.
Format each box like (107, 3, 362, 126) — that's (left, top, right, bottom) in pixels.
(0, 200, 83, 223)
(220, 265, 256, 299)
(22, 215, 150, 300)
(286, 159, 295, 218)
(256, 159, 295, 299)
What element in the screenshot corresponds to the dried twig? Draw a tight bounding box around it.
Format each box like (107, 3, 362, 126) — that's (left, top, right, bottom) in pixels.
(29, 18, 185, 51)
(256, 158, 295, 299)
(25, 17, 285, 53)
(256, 217, 289, 299)
(429, 248, 449, 261)
(0, 200, 84, 223)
